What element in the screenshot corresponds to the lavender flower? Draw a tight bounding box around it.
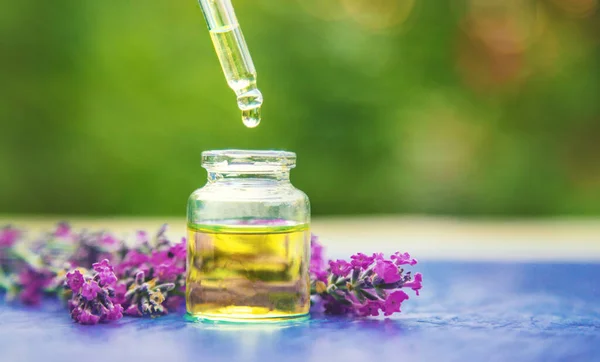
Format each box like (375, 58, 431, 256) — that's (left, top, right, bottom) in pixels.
(329, 259, 353, 277)
(374, 259, 401, 283)
(117, 250, 149, 275)
(358, 300, 383, 317)
(81, 280, 102, 300)
(93, 259, 117, 285)
(67, 229, 121, 269)
(391, 252, 417, 266)
(74, 309, 101, 325)
(350, 253, 374, 270)
(322, 294, 353, 315)
(169, 238, 186, 259)
(18, 268, 54, 305)
(312, 252, 422, 317)
(309, 236, 328, 287)
(403, 273, 423, 296)
(66, 270, 84, 291)
(310, 235, 325, 274)
(65, 260, 123, 325)
(0, 226, 20, 248)
(114, 228, 185, 311)
(136, 231, 149, 244)
(383, 291, 409, 316)
(54, 222, 72, 238)
(122, 270, 175, 317)
(372, 252, 384, 260)
(100, 234, 118, 246)
(0, 226, 22, 275)
(117, 225, 184, 282)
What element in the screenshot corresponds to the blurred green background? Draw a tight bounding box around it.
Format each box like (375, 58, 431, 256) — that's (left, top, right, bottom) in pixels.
(1, 0, 599, 217)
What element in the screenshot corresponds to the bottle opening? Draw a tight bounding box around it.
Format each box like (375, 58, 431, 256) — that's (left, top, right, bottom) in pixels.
(202, 149, 296, 172)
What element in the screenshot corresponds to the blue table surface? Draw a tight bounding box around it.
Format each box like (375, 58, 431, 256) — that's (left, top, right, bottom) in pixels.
(1, 262, 599, 362)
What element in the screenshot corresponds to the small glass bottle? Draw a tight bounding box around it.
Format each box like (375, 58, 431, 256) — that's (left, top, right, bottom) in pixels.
(186, 150, 311, 322)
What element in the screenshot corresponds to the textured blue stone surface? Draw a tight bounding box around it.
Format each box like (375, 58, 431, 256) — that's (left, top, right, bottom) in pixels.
(1, 262, 599, 362)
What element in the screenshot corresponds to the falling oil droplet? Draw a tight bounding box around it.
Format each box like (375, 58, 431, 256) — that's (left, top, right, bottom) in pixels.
(237, 89, 263, 128)
(242, 108, 261, 128)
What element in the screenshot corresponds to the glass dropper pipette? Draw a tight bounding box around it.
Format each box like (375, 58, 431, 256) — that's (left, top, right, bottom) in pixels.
(198, 0, 263, 128)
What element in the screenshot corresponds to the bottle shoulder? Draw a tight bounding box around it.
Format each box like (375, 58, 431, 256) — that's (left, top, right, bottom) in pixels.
(188, 181, 309, 203)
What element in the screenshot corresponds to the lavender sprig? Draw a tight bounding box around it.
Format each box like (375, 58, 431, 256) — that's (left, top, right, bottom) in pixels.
(310, 237, 423, 317)
(121, 270, 175, 317)
(65, 261, 123, 324)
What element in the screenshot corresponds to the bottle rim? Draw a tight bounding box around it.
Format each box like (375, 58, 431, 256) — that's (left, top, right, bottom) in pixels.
(201, 149, 296, 171)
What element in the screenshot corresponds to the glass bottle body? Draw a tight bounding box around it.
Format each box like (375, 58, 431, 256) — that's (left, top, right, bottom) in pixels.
(186, 150, 310, 322)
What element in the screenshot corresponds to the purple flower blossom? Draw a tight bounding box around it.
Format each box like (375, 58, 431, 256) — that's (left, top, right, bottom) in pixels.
(77, 309, 101, 325)
(312, 249, 422, 318)
(310, 235, 327, 279)
(98, 269, 118, 286)
(164, 295, 185, 311)
(81, 280, 102, 300)
(125, 304, 142, 317)
(156, 263, 185, 282)
(55, 222, 71, 238)
(136, 238, 187, 283)
(358, 301, 383, 317)
(169, 238, 186, 259)
(121, 270, 175, 317)
(66, 270, 84, 292)
(110, 282, 128, 306)
(18, 268, 53, 305)
(120, 250, 148, 269)
(329, 259, 352, 277)
(149, 250, 169, 267)
(0, 226, 20, 247)
(136, 231, 148, 244)
(350, 253, 374, 270)
(383, 290, 409, 316)
(93, 259, 117, 286)
(374, 259, 401, 283)
(19, 287, 43, 305)
(391, 252, 417, 266)
(403, 273, 423, 296)
(115, 250, 150, 277)
(100, 233, 118, 245)
(322, 295, 353, 315)
(66, 260, 124, 324)
(313, 270, 328, 283)
(104, 304, 124, 321)
(93, 259, 113, 273)
(372, 252, 384, 261)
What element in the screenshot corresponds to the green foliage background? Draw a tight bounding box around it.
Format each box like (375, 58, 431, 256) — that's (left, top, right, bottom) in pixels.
(1, 1, 599, 216)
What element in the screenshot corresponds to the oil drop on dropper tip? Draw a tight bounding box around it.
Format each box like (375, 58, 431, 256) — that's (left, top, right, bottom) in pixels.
(242, 108, 261, 128)
(238, 88, 263, 128)
(198, 0, 263, 128)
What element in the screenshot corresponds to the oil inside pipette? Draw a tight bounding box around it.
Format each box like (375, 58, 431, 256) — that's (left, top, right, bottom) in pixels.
(209, 23, 263, 128)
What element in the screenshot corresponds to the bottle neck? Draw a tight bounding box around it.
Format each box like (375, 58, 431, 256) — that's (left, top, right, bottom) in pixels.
(206, 170, 291, 183)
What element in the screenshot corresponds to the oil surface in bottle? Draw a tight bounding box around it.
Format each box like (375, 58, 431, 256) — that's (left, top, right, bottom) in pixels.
(186, 222, 310, 322)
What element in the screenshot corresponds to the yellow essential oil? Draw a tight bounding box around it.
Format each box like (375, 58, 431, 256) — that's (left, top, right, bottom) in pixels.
(186, 222, 310, 322)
